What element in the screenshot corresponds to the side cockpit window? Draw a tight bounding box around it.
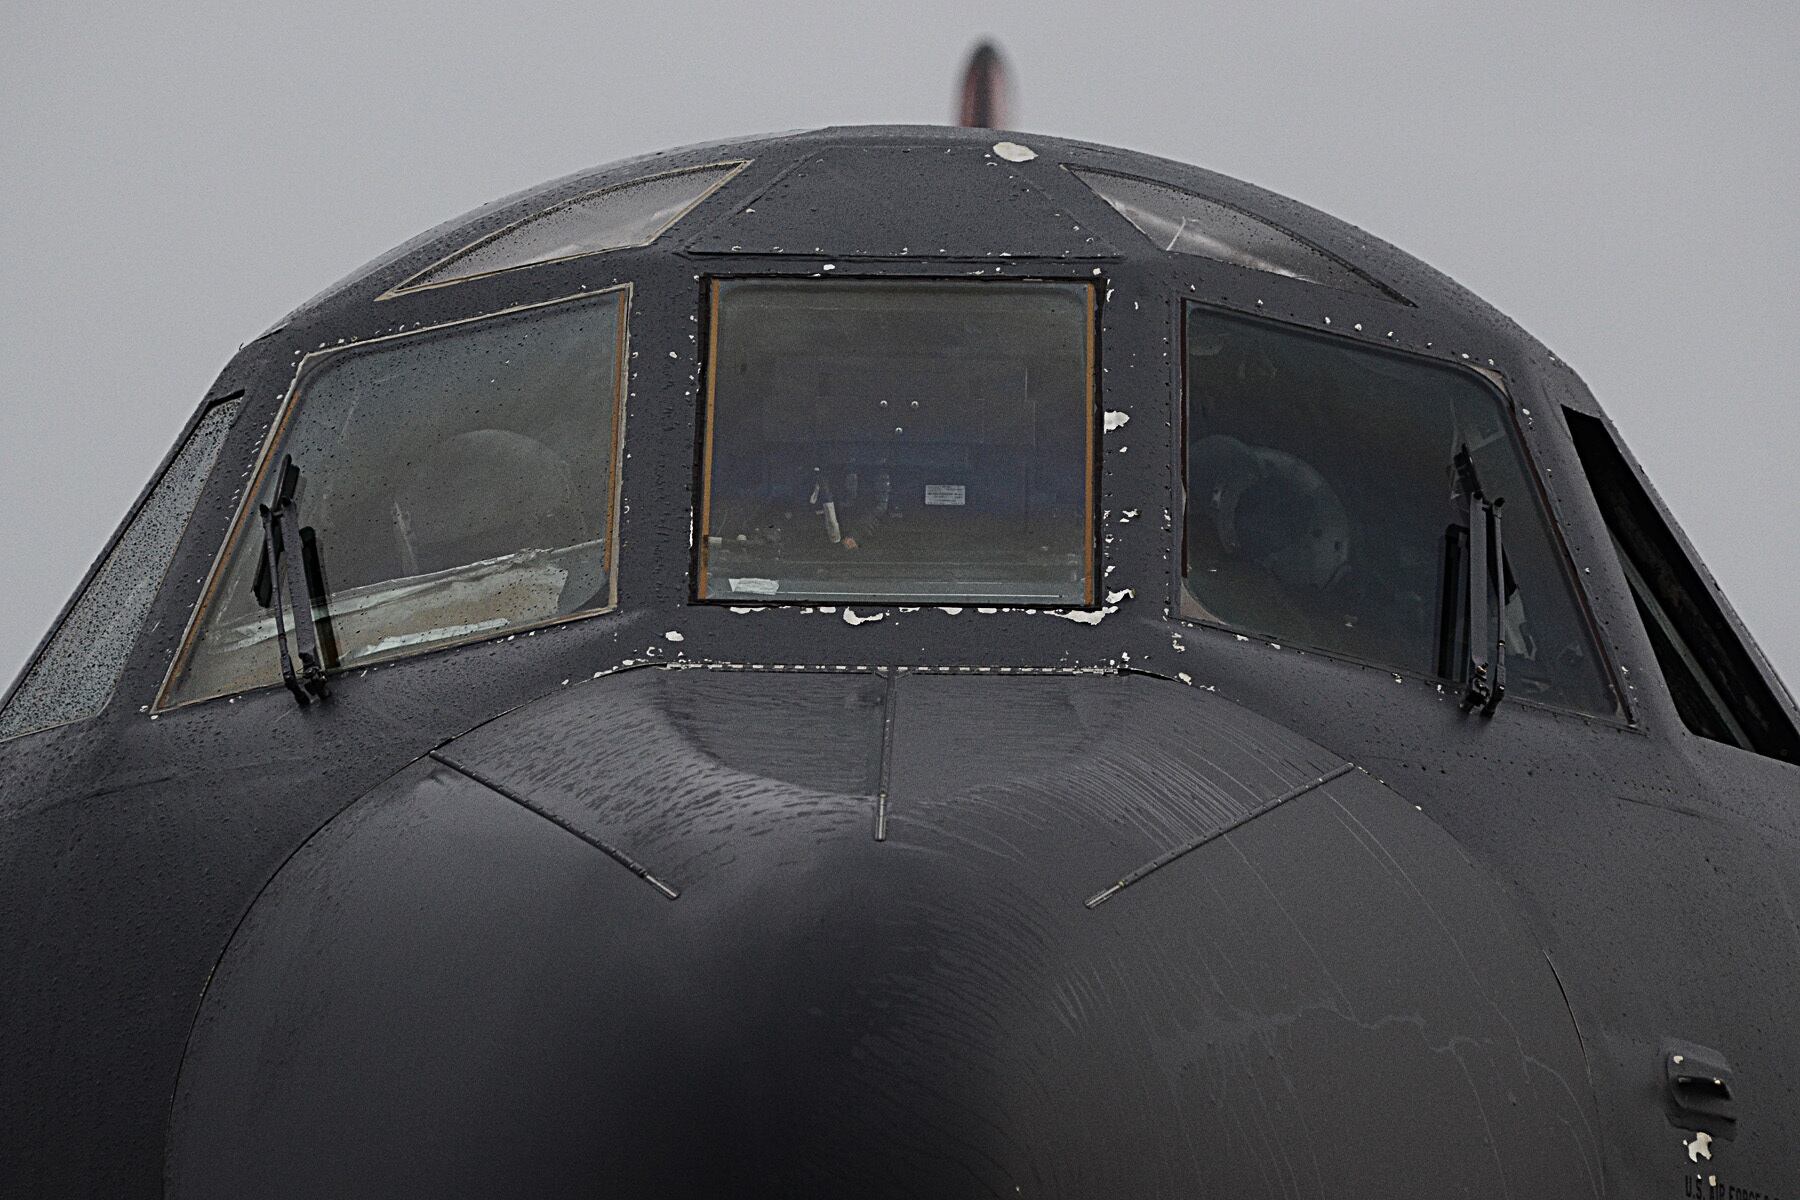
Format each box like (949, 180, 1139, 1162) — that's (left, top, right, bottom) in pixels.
(0, 399, 238, 740)
(1182, 305, 1618, 717)
(1563, 408, 1800, 762)
(160, 289, 626, 708)
(697, 278, 1095, 606)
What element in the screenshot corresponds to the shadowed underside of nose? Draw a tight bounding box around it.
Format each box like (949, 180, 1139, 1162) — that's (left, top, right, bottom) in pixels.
(168, 669, 1601, 1199)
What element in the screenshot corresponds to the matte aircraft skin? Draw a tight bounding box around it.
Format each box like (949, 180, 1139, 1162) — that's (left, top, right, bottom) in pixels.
(2, 123, 1797, 1199)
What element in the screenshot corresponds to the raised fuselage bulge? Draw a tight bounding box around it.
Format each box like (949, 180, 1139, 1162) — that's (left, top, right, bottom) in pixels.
(2, 127, 1794, 1199)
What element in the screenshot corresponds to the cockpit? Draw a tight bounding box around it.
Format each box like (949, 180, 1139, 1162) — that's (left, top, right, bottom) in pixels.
(5, 127, 1795, 766)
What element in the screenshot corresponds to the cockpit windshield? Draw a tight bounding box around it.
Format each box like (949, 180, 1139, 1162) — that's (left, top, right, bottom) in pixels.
(160, 289, 626, 708)
(1182, 305, 1618, 717)
(698, 279, 1095, 606)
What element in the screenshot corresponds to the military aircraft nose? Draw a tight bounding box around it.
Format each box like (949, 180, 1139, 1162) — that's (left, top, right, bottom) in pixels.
(168, 669, 1601, 1199)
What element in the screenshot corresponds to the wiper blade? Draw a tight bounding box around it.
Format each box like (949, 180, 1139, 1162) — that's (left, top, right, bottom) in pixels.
(253, 455, 330, 706)
(1453, 447, 1506, 716)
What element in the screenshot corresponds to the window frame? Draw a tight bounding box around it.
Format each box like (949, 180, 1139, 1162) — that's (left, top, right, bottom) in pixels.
(691, 274, 1100, 610)
(1176, 300, 1625, 721)
(152, 285, 632, 712)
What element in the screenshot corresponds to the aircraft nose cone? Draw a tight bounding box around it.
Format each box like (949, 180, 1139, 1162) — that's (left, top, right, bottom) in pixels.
(169, 670, 1602, 1199)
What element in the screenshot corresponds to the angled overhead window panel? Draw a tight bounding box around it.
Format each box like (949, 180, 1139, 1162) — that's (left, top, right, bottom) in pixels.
(1070, 168, 1402, 302)
(391, 162, 747, 293)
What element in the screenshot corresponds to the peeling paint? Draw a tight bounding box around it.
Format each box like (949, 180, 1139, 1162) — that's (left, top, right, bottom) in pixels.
(1103, 410, 1130, 432)
(663, 631, 684, 643)
(842, 608, 884, 626)
(1686, 1132, 1713, 1162)
(1105, 588, 1135, 605)
(991, 140, 1036, 162)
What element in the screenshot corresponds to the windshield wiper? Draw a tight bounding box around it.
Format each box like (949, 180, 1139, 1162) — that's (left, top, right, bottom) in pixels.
(1452, 446, 1506, 715)
(252, 455, 331, 706)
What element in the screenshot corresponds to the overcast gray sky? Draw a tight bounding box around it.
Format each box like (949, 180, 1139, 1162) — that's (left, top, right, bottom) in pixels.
(4, 1, 1796, 692)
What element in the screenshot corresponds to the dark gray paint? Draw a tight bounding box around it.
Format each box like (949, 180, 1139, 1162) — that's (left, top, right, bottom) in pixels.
(2, 126, 1795, 1198)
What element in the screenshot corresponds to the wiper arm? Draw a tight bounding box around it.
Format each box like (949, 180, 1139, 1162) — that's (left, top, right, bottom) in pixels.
(252, 455, 331, 706)
(1453, 447, 1506, 716)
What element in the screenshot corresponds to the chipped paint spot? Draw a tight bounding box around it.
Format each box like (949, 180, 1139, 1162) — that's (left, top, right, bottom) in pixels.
(991, 140, 1036, 162)
(842, 608, 884, 626)
(1686, 1132, 1713, 1162)
(727, 606, 767, 614)
(1105, 588, 1135, 605)
(1103, 410, 1130, 432)
(938, 606, 964, 615)
(663, 630, 684, 642)
(1054, 609, 1108, 625)
(1177, 672, 1193, 685)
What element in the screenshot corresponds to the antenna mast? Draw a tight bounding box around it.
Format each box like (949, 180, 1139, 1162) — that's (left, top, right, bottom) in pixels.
(956, 41, 1012, 129)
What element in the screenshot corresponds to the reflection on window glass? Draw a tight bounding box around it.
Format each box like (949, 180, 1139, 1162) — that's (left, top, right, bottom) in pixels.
(0, 400, 239, 740)
(396, 162, 746, 292)
(1183, 305, 1616, 716)
(1072, 168, 1400, 302)
(162, 290, 626, 708)
(699, 279, 1095, 606)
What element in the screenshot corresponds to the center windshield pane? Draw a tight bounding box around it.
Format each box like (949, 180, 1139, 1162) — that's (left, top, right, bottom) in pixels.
(698, 278, 1095, 606)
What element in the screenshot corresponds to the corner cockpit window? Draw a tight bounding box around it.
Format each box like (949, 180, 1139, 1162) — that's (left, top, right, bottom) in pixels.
(0, 399, 238, 740)
(698, 278, 1095, 606)
(1071, 168, 1401, 303)
(160, 289, 627, 708)
(1563, 407, 1800, 761)
(1182, 305, 1617, 717)
(390, 162, 746, 294)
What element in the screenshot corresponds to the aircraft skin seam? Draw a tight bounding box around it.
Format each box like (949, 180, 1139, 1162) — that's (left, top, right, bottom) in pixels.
(1084, 761, 1357, 908)
(427, 751, 680, 900)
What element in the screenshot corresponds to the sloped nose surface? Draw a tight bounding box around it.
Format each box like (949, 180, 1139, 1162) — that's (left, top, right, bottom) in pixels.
(169, 670, 1601, 1199)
